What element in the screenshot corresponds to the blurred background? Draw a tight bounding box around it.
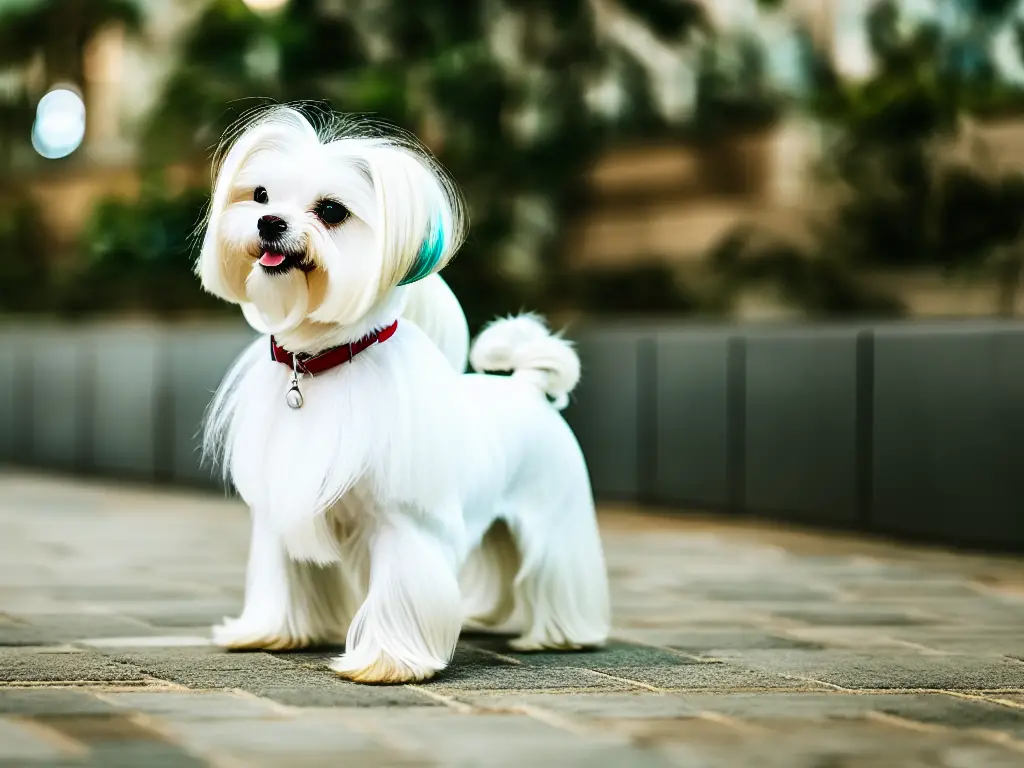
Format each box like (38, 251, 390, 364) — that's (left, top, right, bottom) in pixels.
(3, 0, 1024, 549)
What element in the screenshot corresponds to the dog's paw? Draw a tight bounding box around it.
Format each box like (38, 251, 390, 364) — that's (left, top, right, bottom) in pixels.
(328, 651, 442, 684)
(508, 635, 584, 653)
(212, 617, 316, 652)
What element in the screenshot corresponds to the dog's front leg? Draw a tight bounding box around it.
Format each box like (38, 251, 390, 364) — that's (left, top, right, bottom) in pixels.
(329, 512, 462, 684)
(213, 512, 351, 651)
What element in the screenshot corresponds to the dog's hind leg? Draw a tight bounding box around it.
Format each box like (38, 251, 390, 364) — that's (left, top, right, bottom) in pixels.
(213, 512, 353, 651)
(460, 519, 519, 630)
(504, 496, 611, 652)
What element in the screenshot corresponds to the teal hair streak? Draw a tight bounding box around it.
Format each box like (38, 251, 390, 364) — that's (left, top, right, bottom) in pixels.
(398, 215, 445, 286)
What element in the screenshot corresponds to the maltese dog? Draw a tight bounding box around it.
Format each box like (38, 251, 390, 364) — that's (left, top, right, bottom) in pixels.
(199, 106, 610, 684)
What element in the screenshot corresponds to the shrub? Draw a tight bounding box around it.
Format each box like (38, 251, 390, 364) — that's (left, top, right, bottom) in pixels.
(66, 185, 225, 317)
(0, 196, 47, 314)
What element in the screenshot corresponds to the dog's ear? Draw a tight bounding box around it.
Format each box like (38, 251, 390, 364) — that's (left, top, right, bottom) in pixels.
(197, 108, 318, 304)
(363, 141, 466, 289)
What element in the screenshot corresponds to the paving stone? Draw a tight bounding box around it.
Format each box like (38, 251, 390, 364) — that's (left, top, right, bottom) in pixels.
(259, 685, 441, 708)
(591, 662, 828, 691)
(84, 742, 209, 768)
(6, 473, 1024, 766)
(886, 628, 1024, 655)
(0, 614, 159, 646)
(783, 559, 931, 580)
(611, 601, 766, 628)
(768, 606, 939, 627)
(591, 716, 746, 763)
(467, 639, 697, 668)
(0, 716, 77, 761)
(274, 645, 580, 701)
(272, 653, 444, 707)
(665, 691, 1024, 729)
(619, 629, 824, 654)
(26, 713, 208, 767)
(896, 598, 1024, 627)
(457, 692, 703, 718)
(102, 691, 285, 719)
(942, 745, 1024, 768)
(110, 647, 333, 689)
(80, 635, 213, 649)
(107, 647, 438, 706)
(0, 625, 49, 646)
(676, 582, 841, 602)
(0, 689, 115, 716)
(415, 647, 632, 691)
(710, 650, 1024, 690)
(118, 601, 241, 628)
(842, 582, 985, 600)
(0, 648, 146, 682)
(46, 586, 209, 603)
(984, 693, 1024, 707)
(780, 626, 926, 650)
(621, 717, 1024, 768)
(34, 712, 172, 743)
(432, 663, 632, 692)
(335, 708, 675, 767)
(161, 716, 418, 767)
(268, 646, 346, 667)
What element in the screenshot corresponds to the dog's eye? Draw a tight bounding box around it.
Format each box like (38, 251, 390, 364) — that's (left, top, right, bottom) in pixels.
(254, 186, 269, 204)
(314, 199, 349, 226)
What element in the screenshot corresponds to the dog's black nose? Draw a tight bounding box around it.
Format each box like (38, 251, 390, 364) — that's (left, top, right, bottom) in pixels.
(257, 215, 287, 238)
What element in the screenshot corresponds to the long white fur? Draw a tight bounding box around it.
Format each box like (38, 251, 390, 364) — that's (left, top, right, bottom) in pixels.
(200, 106, 609, 683)
(402, 273, 469, 372)
(470, 313, 580, 410)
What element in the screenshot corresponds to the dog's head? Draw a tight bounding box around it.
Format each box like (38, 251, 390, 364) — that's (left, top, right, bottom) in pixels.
(197, 107, 465, 333)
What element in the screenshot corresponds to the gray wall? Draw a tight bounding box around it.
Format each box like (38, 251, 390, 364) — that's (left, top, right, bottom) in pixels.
(563, 319, 1024, 550)
(0, 320, 256, 487)
(2, 318, 1023, 549)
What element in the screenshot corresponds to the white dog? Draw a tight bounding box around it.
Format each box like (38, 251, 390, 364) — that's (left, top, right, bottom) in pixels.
(199, 106, 610, 684)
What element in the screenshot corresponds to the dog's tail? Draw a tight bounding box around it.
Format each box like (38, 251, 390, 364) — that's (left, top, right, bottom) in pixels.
(469, 313, 580, 411)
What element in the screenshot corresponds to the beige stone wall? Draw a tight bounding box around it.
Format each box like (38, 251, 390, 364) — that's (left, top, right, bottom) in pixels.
(566, 115, 1024, 318)
(18, 162, 205, 251)
(566, 118, 820, 269)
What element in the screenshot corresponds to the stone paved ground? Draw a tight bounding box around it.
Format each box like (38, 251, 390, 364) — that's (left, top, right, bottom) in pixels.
(2, 473, 1024, 767)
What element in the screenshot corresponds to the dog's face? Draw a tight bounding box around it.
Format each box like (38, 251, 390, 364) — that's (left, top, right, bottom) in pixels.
(198, 108, 465, 333)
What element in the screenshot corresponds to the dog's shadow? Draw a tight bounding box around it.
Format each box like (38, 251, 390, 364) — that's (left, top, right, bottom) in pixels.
(257, 629, 605, 686)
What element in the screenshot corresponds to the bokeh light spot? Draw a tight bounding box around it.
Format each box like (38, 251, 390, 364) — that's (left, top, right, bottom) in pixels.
(32, 87, 86, 160)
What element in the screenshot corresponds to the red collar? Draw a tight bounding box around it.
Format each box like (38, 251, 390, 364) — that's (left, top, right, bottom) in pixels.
(270, 321, 399, 375)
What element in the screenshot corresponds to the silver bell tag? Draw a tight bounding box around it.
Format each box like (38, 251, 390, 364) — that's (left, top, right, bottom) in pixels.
(286, 356, 304, 409)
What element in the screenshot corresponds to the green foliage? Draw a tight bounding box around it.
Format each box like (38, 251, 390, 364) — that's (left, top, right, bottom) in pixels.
(0, 0, 143, 72)
(143, 0, 388, 162)
(0, 195, 47, 314)
(0, 86, 35, 171)
(0, 184, 226, 318)
(713, 0, 1024, 316)
(688, 32, 781, 140)
(618, 0, 708, 45)
(569, 264, 703, 316)
(710, 225, 904, 317)
(143, 0, 774, 324)
(816, 0, 1024, 275)
(810, 1, 1024, 144)
(935, 168, 1024, 265)
(0, 0, 145, 167)
(62, 183, 225, 317)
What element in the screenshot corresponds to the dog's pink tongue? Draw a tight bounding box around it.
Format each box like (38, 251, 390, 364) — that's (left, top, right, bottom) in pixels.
(259, 251, 285, 268)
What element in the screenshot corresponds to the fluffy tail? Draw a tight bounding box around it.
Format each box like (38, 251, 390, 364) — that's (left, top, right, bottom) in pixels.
(469, 314, 580, 410)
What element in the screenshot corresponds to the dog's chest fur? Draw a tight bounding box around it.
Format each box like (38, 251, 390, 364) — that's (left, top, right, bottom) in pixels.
(217, 329, 468, 542)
